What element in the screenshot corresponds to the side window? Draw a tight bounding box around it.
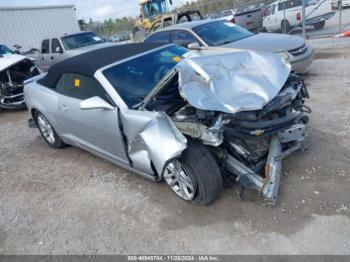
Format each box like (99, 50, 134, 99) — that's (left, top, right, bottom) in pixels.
(171, 30, 198, 47)
(264, 6, 271, 16)
(56, 73, 109, 102)
(144, 31, 171, 43)
(42, 39, 50, 54)
(51, 38, 63, 53)
(278, 0, 301, 10)
(293, 0, 302, 7)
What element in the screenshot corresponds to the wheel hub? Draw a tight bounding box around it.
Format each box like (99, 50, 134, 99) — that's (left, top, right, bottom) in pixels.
(37, 114, 55, 144)
(164, 160, 195, 201)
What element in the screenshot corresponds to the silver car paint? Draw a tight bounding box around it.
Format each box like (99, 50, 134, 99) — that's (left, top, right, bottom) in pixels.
(120, 109, 187, 176)
(176, 50, 291, 114)
(222, 33, 303, 52)
(25, 46, 292, 183)
(146, 24, 313, 73)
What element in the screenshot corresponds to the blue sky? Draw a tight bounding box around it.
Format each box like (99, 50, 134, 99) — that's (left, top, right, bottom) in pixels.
(0, 0, 187, 21)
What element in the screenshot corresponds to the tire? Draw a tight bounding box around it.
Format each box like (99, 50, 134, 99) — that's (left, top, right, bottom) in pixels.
(281, 20, 291, 33)
(313, 21, 325, 30)
(163, 139, 223, 205)
(34, 111, 65, 149)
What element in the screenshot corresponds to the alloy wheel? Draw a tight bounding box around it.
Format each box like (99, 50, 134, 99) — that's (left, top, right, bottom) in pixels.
(164, 160, 195, 201)
(37, 114, 55, 144)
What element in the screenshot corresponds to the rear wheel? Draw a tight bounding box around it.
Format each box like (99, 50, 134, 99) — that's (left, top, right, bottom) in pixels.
(34, 111, 65, 149)
(281, 20, 291, 33)
(163, 139, 223, 205)
(314, 21, 325, 30)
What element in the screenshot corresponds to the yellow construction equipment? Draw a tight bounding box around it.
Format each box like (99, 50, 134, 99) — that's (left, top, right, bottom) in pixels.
(132, 0, 202, 42)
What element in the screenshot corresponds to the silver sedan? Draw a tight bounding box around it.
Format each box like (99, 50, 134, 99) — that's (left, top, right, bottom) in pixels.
(144, 20, 314, 74)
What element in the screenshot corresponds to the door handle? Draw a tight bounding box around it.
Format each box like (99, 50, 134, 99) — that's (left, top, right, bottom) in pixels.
(60, 104, 67, 111)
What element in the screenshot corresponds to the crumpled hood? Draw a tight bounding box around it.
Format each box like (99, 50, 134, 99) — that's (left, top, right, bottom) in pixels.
(176, 49, 291, 114)
(0, 54, 27, 71)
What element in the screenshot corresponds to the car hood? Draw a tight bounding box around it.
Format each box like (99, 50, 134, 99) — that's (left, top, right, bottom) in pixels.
(0, 54, 27, 71)
(175, 49, 291, 114)
(222, 33, 304, 52)
(66, 42, 115, 55)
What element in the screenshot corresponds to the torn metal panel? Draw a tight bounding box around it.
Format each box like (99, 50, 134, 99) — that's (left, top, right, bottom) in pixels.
(120, 109, 187, 176)
(1, 55, 40, 109)
(261, 136, 282, 205)
(176, 50, 291, 114)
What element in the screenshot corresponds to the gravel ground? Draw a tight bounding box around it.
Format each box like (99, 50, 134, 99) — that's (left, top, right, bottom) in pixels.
(0, 40, 350, 255)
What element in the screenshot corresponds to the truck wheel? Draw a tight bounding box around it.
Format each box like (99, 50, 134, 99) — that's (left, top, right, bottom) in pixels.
(314, 21, 325, 30)
(163, 139, 223, 206)
(34, 111, 65, 149)
(281, 20, 291, 33)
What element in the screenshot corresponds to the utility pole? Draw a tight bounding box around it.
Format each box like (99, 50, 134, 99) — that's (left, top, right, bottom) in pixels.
(339, 0, 343, 33)
(301, 0, 306, 39)
(283, 1, 286, 34)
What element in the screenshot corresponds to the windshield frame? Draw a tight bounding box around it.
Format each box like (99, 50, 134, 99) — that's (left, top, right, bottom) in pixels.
(193, 20, 254, 46)
(0, 44, 14, 56)
(61, 32, 104, 50)
(100, 44, 188, 109)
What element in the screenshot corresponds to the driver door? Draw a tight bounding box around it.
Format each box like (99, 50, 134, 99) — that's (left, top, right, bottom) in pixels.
(54, 73, 129, 164)
(50, 38, 66, 65)
(263, 5, 277, 31)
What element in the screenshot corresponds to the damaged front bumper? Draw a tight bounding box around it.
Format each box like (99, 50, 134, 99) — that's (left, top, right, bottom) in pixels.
(223, 122, 308, 205)
(0, 92, 25, 109)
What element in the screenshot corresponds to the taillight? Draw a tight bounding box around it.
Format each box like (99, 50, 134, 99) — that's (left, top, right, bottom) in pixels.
(231, 18, 236, 24)
(296, 12, 301, 21)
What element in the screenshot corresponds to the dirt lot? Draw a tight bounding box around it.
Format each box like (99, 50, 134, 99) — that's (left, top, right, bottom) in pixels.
(1, 40, 350, 255)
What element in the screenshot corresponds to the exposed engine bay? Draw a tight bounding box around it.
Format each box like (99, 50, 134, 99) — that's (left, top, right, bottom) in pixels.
(0, 58, 40, 110)
(143, 70, 310, 204)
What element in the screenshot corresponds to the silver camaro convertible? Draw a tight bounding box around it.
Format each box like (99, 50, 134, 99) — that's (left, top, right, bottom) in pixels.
(24, 43, 310, 205)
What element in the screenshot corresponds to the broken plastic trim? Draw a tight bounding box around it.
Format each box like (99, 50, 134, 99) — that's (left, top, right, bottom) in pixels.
(223, 123, 307, 205)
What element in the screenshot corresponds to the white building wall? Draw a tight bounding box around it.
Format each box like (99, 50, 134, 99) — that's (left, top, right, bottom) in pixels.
(0, 5, 80, 51)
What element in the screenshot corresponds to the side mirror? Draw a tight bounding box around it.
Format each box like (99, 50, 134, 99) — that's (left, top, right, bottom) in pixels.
(187, 42, 202, 50)
(80, 96, 114, 111)
(55, 46, 64, 53)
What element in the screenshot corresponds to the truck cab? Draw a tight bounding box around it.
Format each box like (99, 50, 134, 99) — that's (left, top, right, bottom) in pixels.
(263, 0, 335, 32)
(35, 32, 109, 71)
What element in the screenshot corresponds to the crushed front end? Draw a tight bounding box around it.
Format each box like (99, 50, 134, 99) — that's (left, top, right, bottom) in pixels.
(216, 75, 310, 204)
(172, 74, 310, 204)
(140, 49, 311, 204)
(0, 58, 40, 110)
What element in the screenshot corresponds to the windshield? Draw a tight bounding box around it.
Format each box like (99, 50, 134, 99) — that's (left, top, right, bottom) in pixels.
(142, 0, 167, 18)
(61, 32, 104, 50)
(193, 21, 254, 46)
(0, 44, 13, 56)
(103, 45, 188, 107)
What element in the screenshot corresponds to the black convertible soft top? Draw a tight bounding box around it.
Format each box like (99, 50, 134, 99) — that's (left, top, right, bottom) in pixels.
(38, 42, 165, 88)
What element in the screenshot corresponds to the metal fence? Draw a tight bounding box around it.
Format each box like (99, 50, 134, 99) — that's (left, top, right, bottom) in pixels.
(184, 0, 350, 39)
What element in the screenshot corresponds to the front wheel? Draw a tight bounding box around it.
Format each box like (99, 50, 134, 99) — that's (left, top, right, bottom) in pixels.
(281, 20, 291, 33)
(314, 21, 325, 30)
(163, 139, 223, 205)
(34, 111, 65, 149)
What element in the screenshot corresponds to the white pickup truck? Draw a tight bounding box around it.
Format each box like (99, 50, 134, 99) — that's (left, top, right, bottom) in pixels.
(262, 0, 335, 32)
(27, 32, 112, 71)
